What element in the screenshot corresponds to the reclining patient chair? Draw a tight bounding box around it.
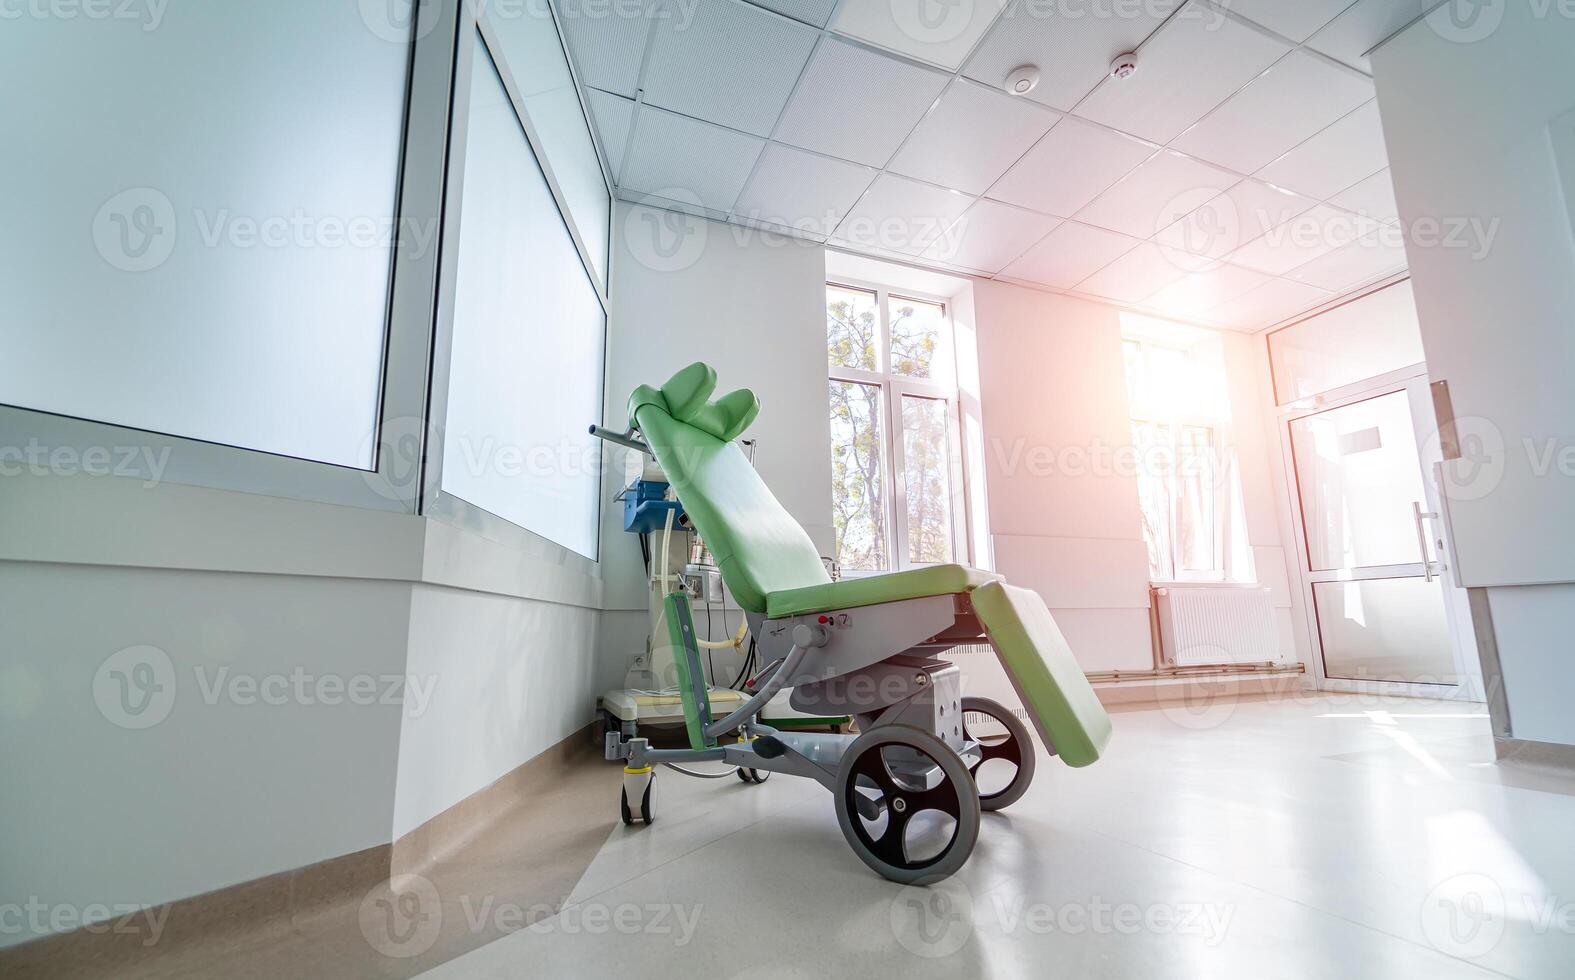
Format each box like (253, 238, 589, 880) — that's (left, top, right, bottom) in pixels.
(602, 362, 1112, 884)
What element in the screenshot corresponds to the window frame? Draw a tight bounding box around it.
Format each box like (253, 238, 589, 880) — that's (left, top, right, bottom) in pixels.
(826, 277, 971, 575)
(418, 8, 612, 568)
(0, 0, 450, 513)
(1123, 338, 1225, 584)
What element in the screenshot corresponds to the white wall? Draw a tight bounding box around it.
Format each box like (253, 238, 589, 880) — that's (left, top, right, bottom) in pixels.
(392, 583, 600, 839)
(972, 282, 1152, 672)
(1374, 6, 1575, 744)
(596, 206, 834, 681)
(0, 559, 409, 945)
(0, 473, 606, 949)
(1219, 330, 1300, 660)
(972, 281, 1293, 673)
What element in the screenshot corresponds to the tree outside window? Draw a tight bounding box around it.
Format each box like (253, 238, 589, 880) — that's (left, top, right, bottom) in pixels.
(826, 282, 966, 574)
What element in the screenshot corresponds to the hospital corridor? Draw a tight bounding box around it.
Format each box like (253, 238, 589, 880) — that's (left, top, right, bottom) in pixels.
(3, 1, 1575, 978)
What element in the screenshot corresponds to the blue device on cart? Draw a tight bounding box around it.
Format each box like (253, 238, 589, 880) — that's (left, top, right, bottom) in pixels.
(622, 478, 685, 534)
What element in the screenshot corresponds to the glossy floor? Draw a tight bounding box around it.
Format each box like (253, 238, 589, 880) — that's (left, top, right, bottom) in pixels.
(418, 694, 1575, 980)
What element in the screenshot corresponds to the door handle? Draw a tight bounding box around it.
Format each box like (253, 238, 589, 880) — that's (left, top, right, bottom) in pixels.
(1412, 500, 1441, 582)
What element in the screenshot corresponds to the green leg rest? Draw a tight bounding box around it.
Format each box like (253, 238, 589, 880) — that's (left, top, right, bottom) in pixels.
(665, 591, 715, 751)
(971, 581, 1113, 768)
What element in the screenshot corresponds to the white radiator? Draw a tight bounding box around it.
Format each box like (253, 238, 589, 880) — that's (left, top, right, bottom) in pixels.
(1154, 586, 1280, 667)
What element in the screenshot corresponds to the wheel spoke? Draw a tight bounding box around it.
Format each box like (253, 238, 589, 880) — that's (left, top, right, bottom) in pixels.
(913, 782, 963, 819)
(849, 744, 903, 798)
(868, 806, 912, 866)
(964, 712, 1021, 769)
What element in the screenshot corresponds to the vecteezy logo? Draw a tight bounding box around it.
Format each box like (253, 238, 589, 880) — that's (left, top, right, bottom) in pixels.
(890, 879, 973, 958)
(1156, 186, 1238, 272)
(890, 0, 975, 45)
(1426, 0, 1505, 44)
(359, 874, 443, 958)
(358, 0, 440, 44)
(94, 645, 177, 729)
(360, 416, 440, 502)
(1420, 873, 1506, 958)
(92, 188, 177, 273)
(1157, 669, 1239, 731)
(1423, 415, 1505, 502)
(623, 189, 708, 273)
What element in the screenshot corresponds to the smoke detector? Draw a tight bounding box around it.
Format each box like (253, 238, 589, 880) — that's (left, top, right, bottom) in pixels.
(1110, 52, 1139, 79)
(1004, 64, 1040, 96)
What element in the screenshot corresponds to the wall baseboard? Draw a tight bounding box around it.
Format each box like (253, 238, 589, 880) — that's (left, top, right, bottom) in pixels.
(392, 723, 597, 877)
(0, 843, 392, 979)
(1495, 736, 1575, 772)
(0, 724, 599, 979)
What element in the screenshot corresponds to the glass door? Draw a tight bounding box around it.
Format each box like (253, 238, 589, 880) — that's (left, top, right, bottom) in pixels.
(1283, 378, 1482, 699)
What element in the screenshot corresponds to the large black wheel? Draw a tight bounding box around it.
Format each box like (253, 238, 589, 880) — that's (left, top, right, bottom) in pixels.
(833, 725, 980, 884)
(962, 697, 1036, 811)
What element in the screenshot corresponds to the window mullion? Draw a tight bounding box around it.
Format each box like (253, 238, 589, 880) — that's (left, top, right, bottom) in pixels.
(879, 291, 906, 570)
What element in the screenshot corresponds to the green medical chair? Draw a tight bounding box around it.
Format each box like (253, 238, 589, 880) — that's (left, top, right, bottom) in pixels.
(598, 362, 1112, 883)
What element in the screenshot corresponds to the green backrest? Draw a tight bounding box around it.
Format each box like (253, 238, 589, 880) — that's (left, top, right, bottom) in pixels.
(629, 363, 830, 615)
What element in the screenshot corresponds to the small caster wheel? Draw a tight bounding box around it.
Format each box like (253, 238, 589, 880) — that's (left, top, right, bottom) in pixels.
(621, 767, 654, 825)
(736, 767, 771, 784)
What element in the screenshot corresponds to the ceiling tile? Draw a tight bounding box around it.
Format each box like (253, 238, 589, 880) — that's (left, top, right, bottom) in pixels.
(1170, 50, 1374, 173)
(1073, 8, 1291, 144)
(1074, 241, 1193, 303)
(1074, 149, 1239, 239)
(923, 199, 1061, 272)
(834, 173, 974, 254)
(987, 116, 1157, 218)
(1255, 100, 1389, 200)
(1154, 178, 1317, 259)
(1000, 220, 1142, 289)
(888, 80, 1060, 195)
(962, 0, 1182, 111)
(1227, 203, 1378, 275)
(1306, 0, 1427, 72)
(586, 89, 635, 181)
(1288, 229, 1408, 290)
(1142, 263, 1274, 319)
(641, 0, 818, 136)
(775, 38, 951, 167)
(618, 187, 732, 223)
(1205, 278, 1334, 331)
(831, 0, 1008, 71)
(555, 0, 656, 98)
(619, 106, 765, 213)
(744, 0, 840, 28)
(1221, 0, 1358, 42)
(1330, 167, 1400, 224)
(732, 144, 877, 238)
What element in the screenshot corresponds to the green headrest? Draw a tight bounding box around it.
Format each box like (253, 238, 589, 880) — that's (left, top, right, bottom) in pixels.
(627, 362, 759, 442)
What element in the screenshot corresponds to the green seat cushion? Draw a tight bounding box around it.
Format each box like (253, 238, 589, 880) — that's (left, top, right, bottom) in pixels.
(971, 581, 1112, 768)
(766, 564, 1001, 619)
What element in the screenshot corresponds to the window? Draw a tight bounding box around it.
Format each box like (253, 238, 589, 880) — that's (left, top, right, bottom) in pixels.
(0, 3, 411, 467)
(826, 282, 966, 573)
(485, 7, 612, 288)
(436, 31, 606, 560)
(1124, 338, 1223, 582)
